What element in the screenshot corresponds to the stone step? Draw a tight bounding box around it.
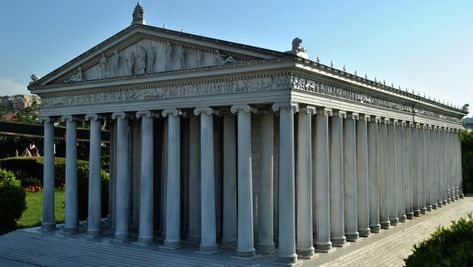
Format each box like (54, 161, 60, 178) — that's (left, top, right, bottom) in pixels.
(0, 229, 255, 267)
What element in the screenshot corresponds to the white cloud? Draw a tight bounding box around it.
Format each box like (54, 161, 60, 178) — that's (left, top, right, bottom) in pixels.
(0, 78, 29, 96)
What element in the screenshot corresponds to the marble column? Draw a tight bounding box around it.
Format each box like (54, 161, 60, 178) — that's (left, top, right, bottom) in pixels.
(297, 106, 316, 258)
(430, 127, 438, 210)
(455, 131, 461, 199)
(272, 103, 297, 264)
(315, 108, 333, 251)
(136, 111, 155, 243)
(412, 123, 424, 217)
(40, 117, 56, 231)
(427, 127, 435, 210)
(411, 123, 420, 217)
(62, 115, 78, 233)
(85, 114, 102, 237)
(417, 124, 426, 214)
(258, 112, 275, 253)
(231, 105, 256, 257)
(404, 122, 414, 220)
(112, 112, 130, 240)
(440, 129, 448, 205)
(398, 122, 407, 222)
(194, 107, 218, 253)
(330, 111, 348, 245)
(222, 115, 237, 247)
(436, 128, 443, 208)
(368, 116, 381, 233)
(387, 120, 398, 225)
(161, 109, 182, 248)
(356, 114, 370, 236)
(188, 116, 201, 242)
(423, 126, 431, 211)
(344, 113, 359, 240)
(378, 119, 390, 229)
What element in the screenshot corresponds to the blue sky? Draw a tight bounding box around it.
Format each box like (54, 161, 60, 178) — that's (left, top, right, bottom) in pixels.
(0, 1, 471, 114)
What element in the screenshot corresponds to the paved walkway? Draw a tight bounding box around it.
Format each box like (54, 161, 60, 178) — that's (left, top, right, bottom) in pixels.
(0, 198, 472, 267)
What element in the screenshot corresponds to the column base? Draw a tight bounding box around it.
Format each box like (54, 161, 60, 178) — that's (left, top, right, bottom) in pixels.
(345, 232, 359, 242)
(389, 217, 399, 226)
(314, 241, 333, 253)
(399, 215, 407, 223)
(447, 198, 451, 204)
(426, 205, 432, 212)
(256, 243, 275, 254)
(331, 236, 347, 247)
(455, 195, 459, 200)
(413, 210, 421, 217)
(432, 203, 438, 210)
(276, 254, 298, 266)
(62, 225, 78, 234)
(236, 248, 256, 257)
(442, 200, 447, 205)
(161, 240, 182, 249)
(358, 228, 370, 237)
(296, 247, 316, 259)
(84, 229, 102, 239)
(137, 236, 154, 244)
(41, 223, 56, 232)
(380, 221, 391, 230)
(369, 224, 381, 233)
(437, 201, 443, 208)
(460, 194, 465, 199)
(406, 212, 414, 220)
(114, 232, 128, 241)
(197, 244, 219, 254)
(420, 207, 427, 214)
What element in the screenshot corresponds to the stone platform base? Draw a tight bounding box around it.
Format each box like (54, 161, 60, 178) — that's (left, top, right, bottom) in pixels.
(0, 198, 471, 267)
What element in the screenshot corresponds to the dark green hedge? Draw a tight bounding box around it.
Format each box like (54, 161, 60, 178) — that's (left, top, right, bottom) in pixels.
(0, 157, 109, 220)
(405, 214, 473, 267)
(0, 169, 26, 234)
(461, 131, 473, 195)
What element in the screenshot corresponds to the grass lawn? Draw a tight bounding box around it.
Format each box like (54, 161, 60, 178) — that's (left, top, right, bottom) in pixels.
(17, 190, 65, 228)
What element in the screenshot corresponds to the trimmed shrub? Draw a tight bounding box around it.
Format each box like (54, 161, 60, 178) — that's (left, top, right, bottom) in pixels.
(461, 131, 473, 195)
(404, 214, 473, 267)
(0, 169, 26, 234)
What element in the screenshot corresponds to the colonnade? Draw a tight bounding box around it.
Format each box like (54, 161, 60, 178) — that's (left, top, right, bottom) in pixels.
(40, 102, 464, 264)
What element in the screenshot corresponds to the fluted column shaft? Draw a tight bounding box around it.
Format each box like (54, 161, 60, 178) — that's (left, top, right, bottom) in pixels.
(41, 117, 55, 231)
(222, 115, 237, 246)
(417, 125, 426, 214)
(356, 115, 370, 236)
(113, 112, 129, 239)
(378, 119, 390, 229)
(330, 111, 347, 245)
(273, 103, 297, 264)
(404, 122, 414, 219)
(188, 116, 201, 242)
(86, 114, 102, 236)
(163, 109, 181, 248)
(63, 115, 78, 233)
(297, 107, 315, 258)
(368, 117, 381, 233)
(195, 107, 217, 252)
(137, 111, 154, 242)
(344, 113, 359, 240)
(413, 124, 422, 215)
(387, 120, 398, 225)
(432, 127, 439, 209)
(397, 122, 407, 222)
(428, 127, 437, 210)
(436, 129, 443, 207)
(231, 105, 256, 257)
(315, 108, 333, 251)
(258, 113, 275, 253)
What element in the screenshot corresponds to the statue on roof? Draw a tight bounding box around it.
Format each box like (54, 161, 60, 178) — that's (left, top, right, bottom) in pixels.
(132, 2, 145, 25)
(463, 104, 469, 112)
(289, 37, 308, 59)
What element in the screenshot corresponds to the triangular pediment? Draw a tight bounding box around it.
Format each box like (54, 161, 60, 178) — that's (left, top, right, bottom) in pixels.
(30, 24, 290, 88)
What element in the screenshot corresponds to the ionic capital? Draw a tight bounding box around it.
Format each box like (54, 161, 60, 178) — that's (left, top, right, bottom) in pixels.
(391, 119, 399, 126)
(85, 113, 103, 121)
(382, 118, 390, 125)
(194, 107, 218, 116)
(299, 106, 316, 115)
(136, 110, 159, 119)
(348, 112, 360, 120)
(359, 114, 370, 122)
(162, 109, 183, 117)
(317, 107, 333, 117)
(371, 116, 382, 123)
(111, 112, 129, 120)
(230, 105, 257, 114)
(272, 102, 298, 113)
(61, 115, 78, 122)
(38, 116, 51, 124)
(333, 110, 346, 119)
(415, 122, 422, 128)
